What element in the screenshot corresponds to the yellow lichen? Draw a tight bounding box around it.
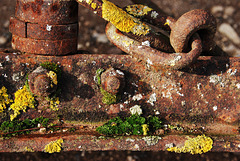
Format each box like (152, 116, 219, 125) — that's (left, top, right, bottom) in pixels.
(126, 4, 153, 17)
(0, 86, 12, 113)
(142, 124, 149, 135)
(91, 3, 97, 9)
(47, 71, 58, 87)
(10, 85, 35, 121)
(164, 19, 170, 26)
(86, 0, 92, 4)
(49, 97, 60, 111)
(122, 40, 134, 47)
(25, 147, 34, 152)
(167, 135, 213, 155)
(102, 0, 150, 35)
(44, 138, 63, 153)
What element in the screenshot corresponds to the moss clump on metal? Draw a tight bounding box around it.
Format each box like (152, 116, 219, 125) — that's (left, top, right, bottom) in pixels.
(95, 68, 120, 105)
(40, 62, 62, 81)
(0, 117, 49, 137)
(167, 135, 213, 154)
(96, 115, 162, 136)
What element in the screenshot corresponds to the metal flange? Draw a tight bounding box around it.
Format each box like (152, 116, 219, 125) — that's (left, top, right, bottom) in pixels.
(9, 17, 78, 40)
(11, 35, 77, 55)
(15, 0, 78, 24)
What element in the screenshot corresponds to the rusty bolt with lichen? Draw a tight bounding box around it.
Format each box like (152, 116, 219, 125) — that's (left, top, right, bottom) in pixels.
(28, 66, 57, 97)
(100, 67, 125, 95)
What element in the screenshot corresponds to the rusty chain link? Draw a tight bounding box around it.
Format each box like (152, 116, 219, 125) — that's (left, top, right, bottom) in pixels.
(10, 0, 217, 69)
(77, 0, 217, 69)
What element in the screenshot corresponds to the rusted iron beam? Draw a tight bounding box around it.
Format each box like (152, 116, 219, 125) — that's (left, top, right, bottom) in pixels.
(0, 133, 239, 152)
(0, 51, 239, 135)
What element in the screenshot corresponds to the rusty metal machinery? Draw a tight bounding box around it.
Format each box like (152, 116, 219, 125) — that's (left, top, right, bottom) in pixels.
(0, 0, 240, 153)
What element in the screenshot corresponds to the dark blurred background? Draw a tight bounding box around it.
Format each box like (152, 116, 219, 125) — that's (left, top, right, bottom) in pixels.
(0, 0, 240, 160)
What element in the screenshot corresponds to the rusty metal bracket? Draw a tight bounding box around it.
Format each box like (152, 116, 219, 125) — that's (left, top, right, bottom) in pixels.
(0, 51, 240, 152)
(1, 0, 240, 154)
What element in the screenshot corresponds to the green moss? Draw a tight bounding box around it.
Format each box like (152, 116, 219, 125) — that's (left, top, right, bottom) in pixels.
(40, 62, 62, 81)
(96, 68, 104, 85)
(100, 87, 120, 105)
(0, 117, 49, 137)
(96, 115, 162, 136)
(96, 68, 120, 105)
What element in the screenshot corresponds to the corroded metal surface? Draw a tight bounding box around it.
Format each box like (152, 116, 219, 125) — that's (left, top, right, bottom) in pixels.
(10, 17, 78, 40)
(10, 0, 78, 55)
(11, 35, 77, 55)
(0, 51, 240, 152)
(0, 51, 239, 134)
(0, 133, 239, 152)
(170, 9, 217, 52)
(105, 23, 202, 69)
(15, 0, 78, 24)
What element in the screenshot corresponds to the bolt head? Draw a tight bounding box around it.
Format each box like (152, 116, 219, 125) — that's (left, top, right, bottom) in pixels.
(100, 67, 125, 94)
(28, 66, 57, 97)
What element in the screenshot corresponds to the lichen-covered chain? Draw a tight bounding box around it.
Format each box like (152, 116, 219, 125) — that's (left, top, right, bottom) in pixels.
(77, 0, 217, 69)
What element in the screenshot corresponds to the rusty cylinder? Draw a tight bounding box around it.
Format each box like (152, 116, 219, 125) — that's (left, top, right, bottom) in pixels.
(10, 0, 78, 55)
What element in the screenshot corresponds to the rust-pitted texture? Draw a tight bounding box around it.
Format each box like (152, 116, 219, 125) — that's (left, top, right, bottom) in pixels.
(11, 35, 77, 55)
(170, 9, 217, 52)
(0, 52, 239, 133)
(100, 67, 125, 95)
(15, 0, 78, 24)
(0, 134, 239, 152)
(9, 16, 26, 38)
(9, 17, 78, 40)
(105, 23, 202, 69)
(77, 0, 175, 53)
